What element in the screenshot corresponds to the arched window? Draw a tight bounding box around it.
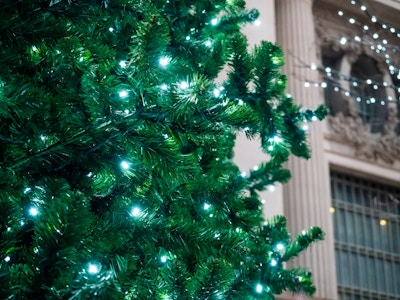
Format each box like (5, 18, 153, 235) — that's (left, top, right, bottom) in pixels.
(350, 55, 388, 133)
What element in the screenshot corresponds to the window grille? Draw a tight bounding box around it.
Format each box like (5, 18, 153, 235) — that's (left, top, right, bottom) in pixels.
(330, 171, 400, 300)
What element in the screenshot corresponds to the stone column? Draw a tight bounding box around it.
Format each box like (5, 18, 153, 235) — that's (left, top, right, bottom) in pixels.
(274, 1, 338, 299)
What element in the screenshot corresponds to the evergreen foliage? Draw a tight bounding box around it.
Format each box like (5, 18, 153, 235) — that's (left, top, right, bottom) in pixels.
(0, 0, 327, 299)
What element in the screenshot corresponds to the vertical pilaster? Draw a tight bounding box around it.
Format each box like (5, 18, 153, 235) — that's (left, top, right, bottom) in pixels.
(275, 1, 338, 299)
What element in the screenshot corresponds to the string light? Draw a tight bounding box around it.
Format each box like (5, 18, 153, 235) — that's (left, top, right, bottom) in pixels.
(4, 256, 10, 262)
(29, 206, 39, 217)
(119, 60, 127, 68)
(203, 203, 211, 210)
(255, 283, 263, 293)
(119, 90, 128, 98)
(211, 18, 218, 26)
(120, 160, 130, 170)
(87, 262, 100, 275)
(179, 81, 188, 89)
(270, 259, 278, 267)
(160, 256, 168, 263)
(159, 57, 171, 67)
(130, 206, 141, 217)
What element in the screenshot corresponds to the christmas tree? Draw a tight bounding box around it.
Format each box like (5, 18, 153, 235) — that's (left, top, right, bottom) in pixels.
(0, 0, 327, 299)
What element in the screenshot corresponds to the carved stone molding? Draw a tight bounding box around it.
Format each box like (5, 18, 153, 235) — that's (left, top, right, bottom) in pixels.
(327, 112, 400, 165)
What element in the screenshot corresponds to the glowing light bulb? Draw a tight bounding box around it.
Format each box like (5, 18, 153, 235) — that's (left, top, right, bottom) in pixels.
(203, 203, 211, 210)
(120, 160, 130, 169)
(276, 243, 285, 251)
(380, 219, 387, 226)
(119, 60, 127, 68)
(366, 79, 372, 84)
(329, 207, 335, 213)
(349, 18, 355, 24)
(88, 263, 100, 274)
(159, 57, 170, 67)
(325, 67, 331, 73)
(131, 207, 141, 217)
(304, 81, 310, 87)
(270, 259, 278, 267)
(302, 124, 309, 131)
(24, 187, 32, 194)
(338, 11, 343, 16)
(109, 27, 114, 32)
(340, 37, 347, 45)
(363, 25, 369, 31)
(256, 284, 263, 293)
(211, 18, 218, 26)
(371, 16, 377, 23)
(310, 63, 317, 70)
(361, 5, 366, 11)
(32, 45, 37, 52)
(4, 256, 10, 262)
(254, 19, 261, 26)
(119, 90, 128, 98)
(312, 115, 318, 122)
(268, 185, 275, 192)
(241, 171, 247, 177)
(321, 82, 327, 88)
(29, 207, 39, 217)
(161, 84, 168, 91)
(355, 36, 361, 42)
(205, 40, 212, 47)
(160, 256, 167, 263)
(273, 135, 282, 143)
(179, 81, 188, 89)
(373, 33, 379, 39)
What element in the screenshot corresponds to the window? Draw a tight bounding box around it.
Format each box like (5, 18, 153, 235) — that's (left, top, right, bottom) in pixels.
(331, 171, 400, 299)
(350, 55, 388, 133)
(321, 49, 389, 134)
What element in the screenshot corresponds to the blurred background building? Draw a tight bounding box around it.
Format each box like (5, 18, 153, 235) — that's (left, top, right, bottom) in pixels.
(236, 1, 400, 299)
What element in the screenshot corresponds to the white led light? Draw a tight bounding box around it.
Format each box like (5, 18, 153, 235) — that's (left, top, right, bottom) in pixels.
(24, 187, 32, 194)
(311, 116, 318, 122)
(161, 84, 168, 90)
(321, 82, 327, 88)
(205, 40, 212, 47)
(364, 25, 369, 31)
(179, 81, 188, 89)
(88, 263, 100, 274)
(32, 46, 37, 52)
(366, 79, 372, 84)
(338, 11, 343, 16)
(276, 243, 285, 251)
(355, 36, 361, 42)
(256, 284, 263, 293)
(371, 16, 377, 23)
(270, 259, 278, 267)
(310, 63, 317, 70)
(186, 36, 190, 41)
(391, 28, 396, 33)
(325, 67, 332, 73)
(109, 27, 114, 32)
(361, 5, 366, 11)
(213, 88, 220, 97)
(131, 207, 141, 217)
(211, 18, 218, 26)
(241, 171, 247, 177)
(119, 90, 128, 98)
(273, 135, 282, 143)
(268, 185, 275, 192)
(159, 57, 171, 67)
(304, 81, 310, 87)
(203, 203, 211, 210)
(160, 256, 167, 263)
(340, 37, 347, 45)
(29, 207, 39, 217)
(373, 33, 379, 39)
(120, 160, 130, 169)
(349, 18, 355, 24)
(302, 124, 309, 131)
(4, 256, 10, 262)
(254, 19, 261, 26)
(119, 61, 127, 68)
